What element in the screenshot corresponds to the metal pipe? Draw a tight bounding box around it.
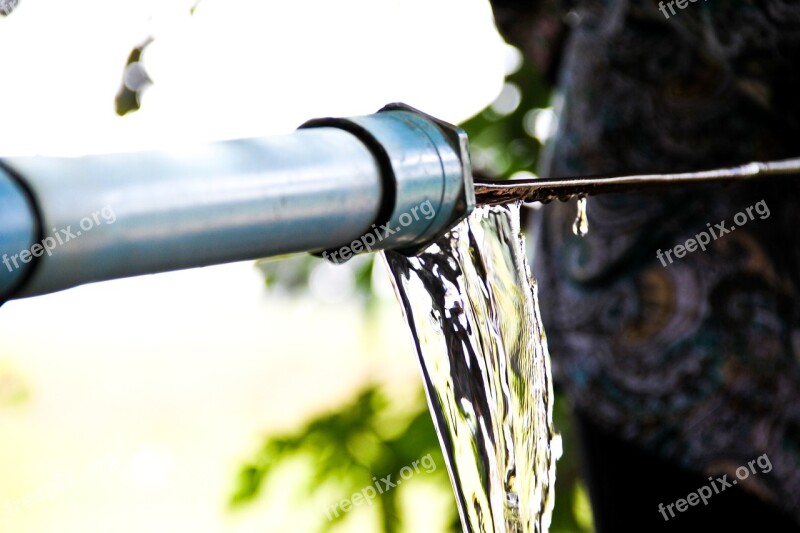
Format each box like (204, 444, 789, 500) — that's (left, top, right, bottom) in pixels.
(0, 104, 474, 302)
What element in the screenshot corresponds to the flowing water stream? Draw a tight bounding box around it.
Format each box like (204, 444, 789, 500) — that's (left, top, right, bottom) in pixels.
(384, 203, 561, 533)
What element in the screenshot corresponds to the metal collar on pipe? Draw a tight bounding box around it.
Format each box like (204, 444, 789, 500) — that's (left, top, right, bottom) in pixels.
(0, 163, 41, 302)
(301, 103, 475, 257)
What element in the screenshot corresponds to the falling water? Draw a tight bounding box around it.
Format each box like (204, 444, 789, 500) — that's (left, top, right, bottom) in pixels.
(383, 203, 560, 533)
(572, 197, 588, 237)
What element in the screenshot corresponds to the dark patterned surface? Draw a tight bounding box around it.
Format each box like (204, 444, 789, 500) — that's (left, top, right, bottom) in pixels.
(490, 0, 800, 522)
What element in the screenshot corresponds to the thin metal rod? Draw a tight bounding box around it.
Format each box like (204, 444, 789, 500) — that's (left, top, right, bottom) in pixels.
(474, 157, 800, 206)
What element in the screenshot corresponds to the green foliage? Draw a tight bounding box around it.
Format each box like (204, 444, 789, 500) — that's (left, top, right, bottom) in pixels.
(549, 396, 594, 533)
(230, 383, 592, 532)
(460, 59, 551, 180)
(256, 254, 382, 313)
(230, 385, 458, 532)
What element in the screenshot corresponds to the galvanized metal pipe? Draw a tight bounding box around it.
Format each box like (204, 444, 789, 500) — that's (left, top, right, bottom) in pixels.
(0, 105, 474, 302)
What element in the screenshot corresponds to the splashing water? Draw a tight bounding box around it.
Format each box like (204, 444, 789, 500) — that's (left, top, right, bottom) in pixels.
(572, 196, 588, 237)
(384, 203, 560, 533)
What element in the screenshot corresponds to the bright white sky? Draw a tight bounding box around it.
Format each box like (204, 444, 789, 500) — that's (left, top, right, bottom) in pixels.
(0, 0, 509, 156)
(0, 1, 510, 531)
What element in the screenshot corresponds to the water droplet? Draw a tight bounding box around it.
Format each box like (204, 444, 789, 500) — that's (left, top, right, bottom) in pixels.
(572, 196, 589, 237)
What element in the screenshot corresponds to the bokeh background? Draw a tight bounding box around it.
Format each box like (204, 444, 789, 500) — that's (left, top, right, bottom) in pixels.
(0, 1, 592, 531)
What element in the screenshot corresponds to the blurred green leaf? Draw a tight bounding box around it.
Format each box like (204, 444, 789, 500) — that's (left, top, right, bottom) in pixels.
(230, 385, 458, 532)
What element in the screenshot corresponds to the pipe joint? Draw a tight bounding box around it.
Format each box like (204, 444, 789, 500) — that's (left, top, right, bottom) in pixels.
(301, 103, 474, 257)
